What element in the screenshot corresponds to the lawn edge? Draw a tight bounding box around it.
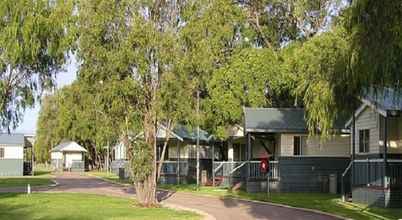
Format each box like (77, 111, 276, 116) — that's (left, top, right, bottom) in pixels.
(85, 173, 131, 187)
(161, 202, 216, 220)
(158, 189, 351, 220)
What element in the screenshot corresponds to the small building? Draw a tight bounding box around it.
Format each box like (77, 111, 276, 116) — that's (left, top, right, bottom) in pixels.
(213, 107, 351, 193)
(112, 124, 215, 184)
(50, 141, 87, 172)
(0, 133, 33, 176)
(345, 88, 402, 208)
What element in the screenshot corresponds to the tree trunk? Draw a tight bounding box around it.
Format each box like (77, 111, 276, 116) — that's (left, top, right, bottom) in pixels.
(134, 110, 157, 206)
(156, 120, 173, 181)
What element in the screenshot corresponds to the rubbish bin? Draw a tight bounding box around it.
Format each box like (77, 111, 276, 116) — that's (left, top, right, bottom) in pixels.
(329, 174, 337, 194)
(119, 168, 125, 180)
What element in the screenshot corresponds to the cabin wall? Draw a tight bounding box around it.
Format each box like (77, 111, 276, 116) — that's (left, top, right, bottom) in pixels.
(379, 115, 402, 154)
(354, 106, 381, 154)
(303, 135, 350, 156)
(64, 152, 83, 168)
(168, 142, 212, 159)
(114, 142, 126, 160)
(0, 144, 23, 176)
(0, 144, 24, 176)
(280, 134, 350, 156)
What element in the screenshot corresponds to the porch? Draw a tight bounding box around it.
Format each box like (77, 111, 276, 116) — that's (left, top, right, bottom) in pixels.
(212, 160, 279, 188)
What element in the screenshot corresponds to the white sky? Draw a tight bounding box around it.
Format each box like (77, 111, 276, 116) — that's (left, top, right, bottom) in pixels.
(14, 56, 78, 134)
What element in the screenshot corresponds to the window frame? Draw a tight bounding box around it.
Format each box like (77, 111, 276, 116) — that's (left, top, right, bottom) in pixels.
(0, 147, 4, 159)
(359, 129, 370, 153)
(293, 136, 302, 156)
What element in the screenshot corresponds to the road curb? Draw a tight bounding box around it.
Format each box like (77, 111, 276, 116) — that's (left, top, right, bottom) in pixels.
(161, 202, 216, 220)
(219, 196, 350, 220)
(159, 189, 349, 220)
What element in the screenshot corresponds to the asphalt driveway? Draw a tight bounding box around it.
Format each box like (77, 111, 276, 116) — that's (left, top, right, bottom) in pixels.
(46, 173, 342, 220)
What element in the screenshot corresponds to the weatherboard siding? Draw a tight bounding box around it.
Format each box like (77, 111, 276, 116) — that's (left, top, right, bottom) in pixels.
(0, 159, 23, 176)
(354, 106, 381, 154)
(0, 145, 23, 159)
(280, 134, 350, 156)
(168, 143, 212, 159)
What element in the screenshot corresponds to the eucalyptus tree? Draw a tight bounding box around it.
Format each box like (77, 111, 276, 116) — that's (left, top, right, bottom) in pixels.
(0, 0, 74, 131)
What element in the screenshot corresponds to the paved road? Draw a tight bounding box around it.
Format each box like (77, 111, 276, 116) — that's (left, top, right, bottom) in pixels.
(0, 173, 342, 220)
(47, 173, 342, 220)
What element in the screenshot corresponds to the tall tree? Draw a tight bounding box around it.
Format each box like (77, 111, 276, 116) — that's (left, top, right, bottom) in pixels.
(0, 0, 74, 131)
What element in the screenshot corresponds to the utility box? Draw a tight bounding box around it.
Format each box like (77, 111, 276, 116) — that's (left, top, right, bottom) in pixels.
(329, 174, 337, 194)
(119, 168, 125, 180)
(201, 170, 208, 185)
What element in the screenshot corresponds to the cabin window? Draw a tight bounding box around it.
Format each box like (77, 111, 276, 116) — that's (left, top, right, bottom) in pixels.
(359, 129, 370, 153)
(293, 136, 306, 156)
(0, 148, 4, 159)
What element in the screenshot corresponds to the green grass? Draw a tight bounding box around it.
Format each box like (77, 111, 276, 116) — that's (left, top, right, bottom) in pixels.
(0, 170, 53, 188)
(0, 193, 200, 220)
(86, 171, 131, 185)
(159, 184, 402, 220)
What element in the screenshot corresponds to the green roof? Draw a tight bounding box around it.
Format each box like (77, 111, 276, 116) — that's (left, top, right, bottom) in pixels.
(172, 124, 213, 143)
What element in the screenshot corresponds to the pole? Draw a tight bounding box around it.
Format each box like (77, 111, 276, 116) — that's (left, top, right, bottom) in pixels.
(107, 141, 110, 173)
(196, 89, 200, 187)
(31, 143, 34, 176)
(177, 141, 180, 184)
(212, 142, 215, 187)
(351, 112, 356, 188)
(384, 115, 388, 188)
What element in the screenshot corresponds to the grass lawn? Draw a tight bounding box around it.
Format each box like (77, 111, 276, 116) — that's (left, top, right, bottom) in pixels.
(0, 193, 200, 220)
(0, 170, 53, 188)
(86, 171, 131, 185)
(159, 184, 402, 220)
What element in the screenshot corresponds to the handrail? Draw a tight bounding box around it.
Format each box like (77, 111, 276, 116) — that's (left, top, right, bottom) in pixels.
(214, 162, 224, 173)
(342, 161, 353, 177)
(230, 162, 247, 175)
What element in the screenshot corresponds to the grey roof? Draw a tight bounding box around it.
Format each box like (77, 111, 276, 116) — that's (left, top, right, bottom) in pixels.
(244, 108, 307, 133)
(0, 133, 25, 145)
(363, 87, 402, 112)
(51, 142, 71, 152)
(172, 124, 213, 143)
(244, 108, 349, 133)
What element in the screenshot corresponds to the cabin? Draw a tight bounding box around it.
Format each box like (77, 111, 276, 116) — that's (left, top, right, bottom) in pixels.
(345, 88, 402, 208)
(50, 141, 87, 172)
(112, 124, 215, 184)
(0, 133, 33, 176)
(213, 108, 351, 193)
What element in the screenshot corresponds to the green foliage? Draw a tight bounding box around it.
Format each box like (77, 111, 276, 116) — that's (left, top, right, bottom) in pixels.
(205, 48, 292, 138)
(0, 0, 74, 130)
(286, 27, 351, 135)
(128, 140, 153, 183)
(347, 0, 402, 90)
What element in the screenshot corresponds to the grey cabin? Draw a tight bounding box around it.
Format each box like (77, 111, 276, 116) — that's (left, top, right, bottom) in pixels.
(112, 124, 216, 184)
(0, 133, 33, 176)
(213, 108, 351, 194)
(345, 88, 402, 208)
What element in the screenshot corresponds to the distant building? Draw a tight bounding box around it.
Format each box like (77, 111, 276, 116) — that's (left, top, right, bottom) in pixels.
(0, 133, 33, 176)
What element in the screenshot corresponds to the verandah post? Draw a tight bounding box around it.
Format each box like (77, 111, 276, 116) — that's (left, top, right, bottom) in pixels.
(212, 142, 215, 187)
(384, 114, 388, 189)
(246, 132, 251, 189)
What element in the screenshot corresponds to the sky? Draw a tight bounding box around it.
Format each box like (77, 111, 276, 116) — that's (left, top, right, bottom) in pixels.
(14, 56, 78, 134)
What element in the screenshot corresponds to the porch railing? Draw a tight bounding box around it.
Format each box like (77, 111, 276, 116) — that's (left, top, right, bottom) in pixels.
(157, 161, 189, 175)
(353, 159, 402, 189)
(213, 161, 279, 180)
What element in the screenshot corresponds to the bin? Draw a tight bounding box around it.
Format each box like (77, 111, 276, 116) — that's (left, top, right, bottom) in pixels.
(329, 174, 337, 194)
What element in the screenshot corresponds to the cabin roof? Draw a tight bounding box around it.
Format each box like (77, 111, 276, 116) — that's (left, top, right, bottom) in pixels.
(244, 108, 307, 133)
(244, 107, 348, 134)
(51, 141, 87, 153)
(0, 133, 25, 145)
